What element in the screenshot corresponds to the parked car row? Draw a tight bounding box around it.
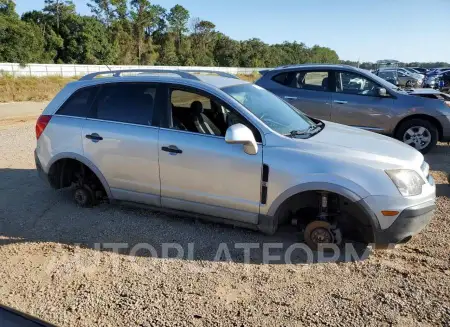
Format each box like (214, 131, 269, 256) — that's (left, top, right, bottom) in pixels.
(423, 68, 450, 89)
(371, 62, 450, 93)
(374, 68, 423, 88)
(35, 67, 438, 250)
(256, 64, 450, 153)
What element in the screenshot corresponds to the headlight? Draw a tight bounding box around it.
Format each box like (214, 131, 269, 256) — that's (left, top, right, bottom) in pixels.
(386, 169, 425, 196)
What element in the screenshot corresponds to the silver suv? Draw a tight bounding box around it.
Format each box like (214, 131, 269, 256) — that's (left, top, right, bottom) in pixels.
(256, 64, 450, 153)
(35, 69, 436, 249)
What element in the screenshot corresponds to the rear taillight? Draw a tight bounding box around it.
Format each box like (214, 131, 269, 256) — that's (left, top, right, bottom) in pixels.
(36, 115, 52, 140)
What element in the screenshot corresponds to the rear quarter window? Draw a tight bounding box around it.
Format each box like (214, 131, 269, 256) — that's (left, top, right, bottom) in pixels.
(56, 86, 98, 117)
(272, 73, 290, 85)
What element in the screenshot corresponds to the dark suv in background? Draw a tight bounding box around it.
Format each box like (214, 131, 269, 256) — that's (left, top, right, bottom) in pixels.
(255, 64, 450, 153)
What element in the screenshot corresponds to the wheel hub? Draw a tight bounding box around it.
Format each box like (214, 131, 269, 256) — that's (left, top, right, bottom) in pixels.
(403, 126, 431, 150)
(310, 227, 334, 244)
(75, 189, 87, 204)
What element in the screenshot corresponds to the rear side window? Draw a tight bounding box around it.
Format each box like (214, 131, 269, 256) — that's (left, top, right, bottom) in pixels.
(301, 71, 329, 90)
(93, 83, 156, 126)
(273, 71, 329, 91)
(57, 86, 98, 117)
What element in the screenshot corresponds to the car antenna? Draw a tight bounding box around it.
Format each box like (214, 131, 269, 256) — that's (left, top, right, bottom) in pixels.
(106, 65, 112, 71)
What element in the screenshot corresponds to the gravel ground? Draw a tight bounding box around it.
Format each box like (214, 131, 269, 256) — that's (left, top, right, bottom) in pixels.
(0, 104, 449, 326)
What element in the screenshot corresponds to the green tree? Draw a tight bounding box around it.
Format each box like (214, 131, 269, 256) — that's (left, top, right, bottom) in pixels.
(309, 45, 339, 64)
(0, 0, 18, 18)
(0, 15, 46, 64)
(43, 0, 75, 31)
(191, 18, 216, 66)
(22, 10, 64, 62)
(178, 36, 194, 65)
(213, 33, 240, 67)
(166, 4, 189, 51)
(130, 0, 161, 65)
(239, 38, 271, 67)
(87, 0, 115, 25)
(157, 34, 178, 65)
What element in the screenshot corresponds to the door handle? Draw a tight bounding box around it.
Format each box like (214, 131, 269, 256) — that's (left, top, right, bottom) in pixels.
(85, 133, 103, 142)
(161, 145, 183, 154)
(333, 100, 348, 104)
(284, 96, 298, 100)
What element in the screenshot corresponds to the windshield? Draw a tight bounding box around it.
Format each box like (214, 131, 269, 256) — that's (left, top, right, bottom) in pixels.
(222, 83, 316, 135)
(405, 68, 419, 74)
(362, 69, 399, 90)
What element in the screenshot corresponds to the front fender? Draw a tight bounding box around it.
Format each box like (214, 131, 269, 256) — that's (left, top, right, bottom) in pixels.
(266, 180, 369, 217)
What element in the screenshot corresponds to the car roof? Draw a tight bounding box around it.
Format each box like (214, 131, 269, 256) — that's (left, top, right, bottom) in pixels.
(269, 64, 360, 72)
(72, 73, 249, 90)
(196, 75, 249, 88)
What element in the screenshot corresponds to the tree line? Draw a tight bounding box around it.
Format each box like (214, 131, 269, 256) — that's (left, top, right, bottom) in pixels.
(1, 0, 340, 67)
(0, 0, 448, 69)
(341, 61, 450, 70)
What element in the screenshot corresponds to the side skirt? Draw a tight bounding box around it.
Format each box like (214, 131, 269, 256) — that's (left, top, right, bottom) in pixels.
(115, 200, 277, 235)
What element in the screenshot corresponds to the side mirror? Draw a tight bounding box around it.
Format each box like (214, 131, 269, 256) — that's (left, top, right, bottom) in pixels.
(377, 87, 388, 97)
(225, 123, 258, 155)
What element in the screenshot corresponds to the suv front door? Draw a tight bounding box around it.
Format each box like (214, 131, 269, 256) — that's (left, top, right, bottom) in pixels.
(157, 85, 263, 224)
(82, 82, 161, 206)
(331, 70, 394, 133)
(267, 70, 332, 120)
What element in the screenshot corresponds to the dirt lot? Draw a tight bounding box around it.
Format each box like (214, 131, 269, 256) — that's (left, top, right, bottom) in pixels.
(0, 103, 449, 327)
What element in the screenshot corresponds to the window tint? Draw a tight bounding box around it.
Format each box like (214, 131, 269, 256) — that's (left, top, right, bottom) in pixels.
(335, 71, 379, 96)
(169, 88, 261, 142)
(272, 73, 289, 85)
(171, 90, 211, 109)
(283, 71, 329, 91)
(57, 86, 98, 117)
(94, 83, 156, 125)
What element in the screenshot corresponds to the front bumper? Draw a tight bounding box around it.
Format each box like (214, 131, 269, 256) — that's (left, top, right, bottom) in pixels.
(373, 201, 435, 245)
(358, 172, 436, 245)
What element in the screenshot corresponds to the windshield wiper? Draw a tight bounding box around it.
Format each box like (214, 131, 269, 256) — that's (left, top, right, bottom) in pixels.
(287, 125, 321, 137)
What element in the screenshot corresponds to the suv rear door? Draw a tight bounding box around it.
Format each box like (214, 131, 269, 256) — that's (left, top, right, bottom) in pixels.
(82, 82, 162, 206)
(259, 70, 332, 120)
(330, 70, 394, 133)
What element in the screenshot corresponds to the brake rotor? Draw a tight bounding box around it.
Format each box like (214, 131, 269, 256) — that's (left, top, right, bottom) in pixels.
(304, 220, 339, 250)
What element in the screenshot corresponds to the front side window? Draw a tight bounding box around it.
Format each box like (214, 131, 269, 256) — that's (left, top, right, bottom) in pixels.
(222, 84, 316, 136)
(169, 88, 261, 141)
(335, 71, 379, 96)
(94, 83, 156, 125)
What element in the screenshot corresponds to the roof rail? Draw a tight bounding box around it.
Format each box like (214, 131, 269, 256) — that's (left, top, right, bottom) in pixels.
(79, 69, 201, 81)
(179, 69, 239, 79)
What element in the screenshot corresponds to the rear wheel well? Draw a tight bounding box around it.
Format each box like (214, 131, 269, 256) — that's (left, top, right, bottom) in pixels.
(394, 114, 443, 141)
(274, 190, 375, 243)
(48, 158, 105, 195)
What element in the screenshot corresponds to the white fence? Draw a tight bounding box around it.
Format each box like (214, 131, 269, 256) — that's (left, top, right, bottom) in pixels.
(0, 63, 263, 77)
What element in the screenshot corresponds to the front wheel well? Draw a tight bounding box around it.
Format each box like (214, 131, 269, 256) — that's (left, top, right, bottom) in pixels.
(48, 158, 106, 195)
(274, 190, 375, 243)
(394, 114, 443, 141)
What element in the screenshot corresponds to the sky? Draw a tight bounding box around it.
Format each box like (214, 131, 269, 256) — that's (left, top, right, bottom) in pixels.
(14, 0, 450, 63)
